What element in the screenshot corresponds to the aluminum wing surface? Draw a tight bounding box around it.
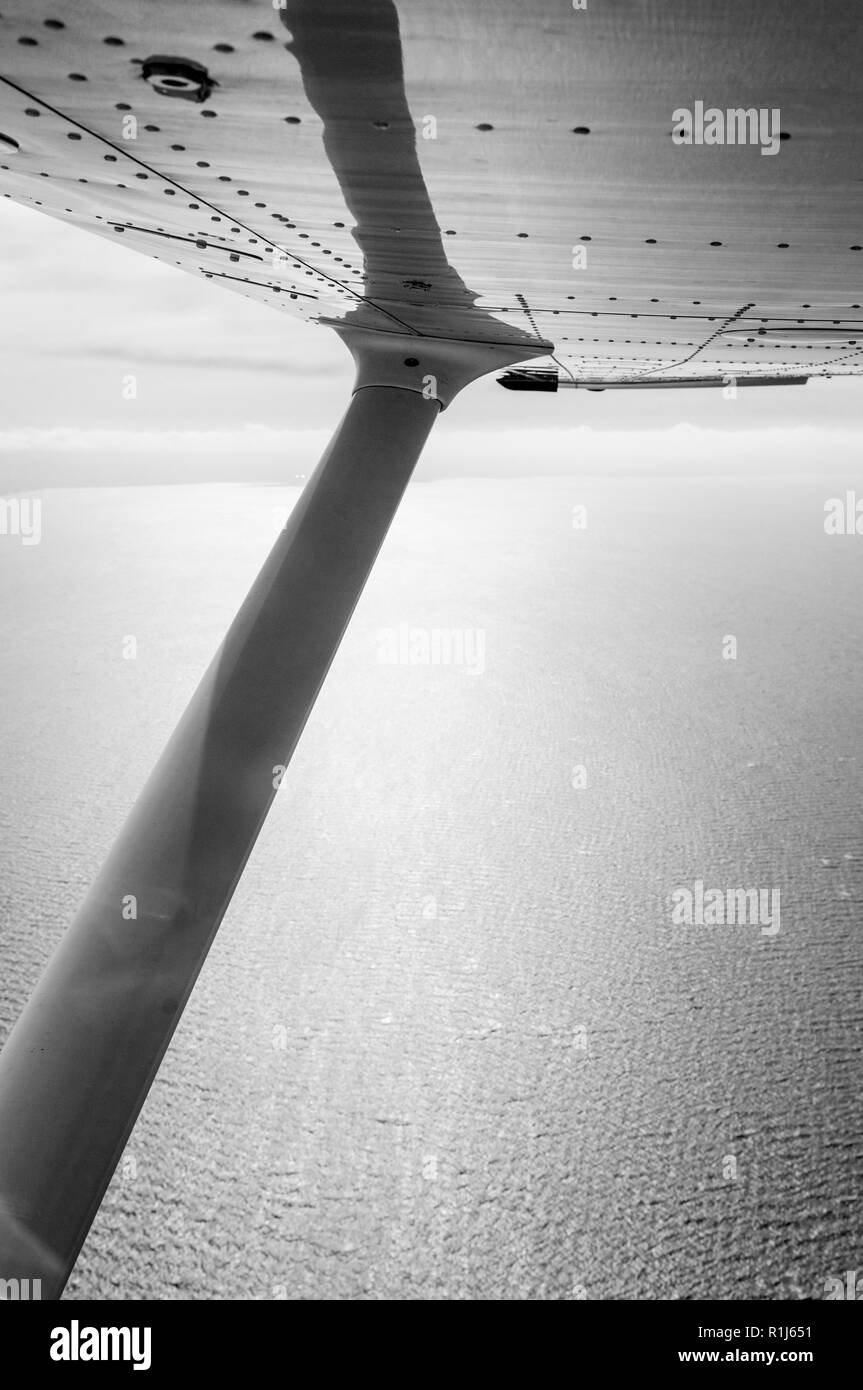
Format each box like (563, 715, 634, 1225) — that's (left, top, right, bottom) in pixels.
(1, 0, 863, 382)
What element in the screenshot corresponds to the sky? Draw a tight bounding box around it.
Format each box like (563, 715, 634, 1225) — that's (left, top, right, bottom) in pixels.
(3, 196, 863, 490)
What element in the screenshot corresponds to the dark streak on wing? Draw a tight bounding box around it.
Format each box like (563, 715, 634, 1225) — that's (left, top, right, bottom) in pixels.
(279, 0, 542, 349)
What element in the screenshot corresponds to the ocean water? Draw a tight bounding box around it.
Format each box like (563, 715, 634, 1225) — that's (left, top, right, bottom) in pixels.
(0, 473, 861, 1301)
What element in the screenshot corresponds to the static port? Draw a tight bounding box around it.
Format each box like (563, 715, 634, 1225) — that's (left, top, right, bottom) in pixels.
(141, 56, 216, 103)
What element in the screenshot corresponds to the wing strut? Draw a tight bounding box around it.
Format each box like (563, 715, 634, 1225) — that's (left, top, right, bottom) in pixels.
(0, 327, 546, 1298)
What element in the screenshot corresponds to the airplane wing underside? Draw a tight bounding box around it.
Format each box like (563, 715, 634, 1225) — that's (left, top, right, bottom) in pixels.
(1, 0, 863, 383)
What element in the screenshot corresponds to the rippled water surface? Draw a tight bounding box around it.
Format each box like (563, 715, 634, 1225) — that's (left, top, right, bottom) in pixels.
(1, 475, 861, 1300)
